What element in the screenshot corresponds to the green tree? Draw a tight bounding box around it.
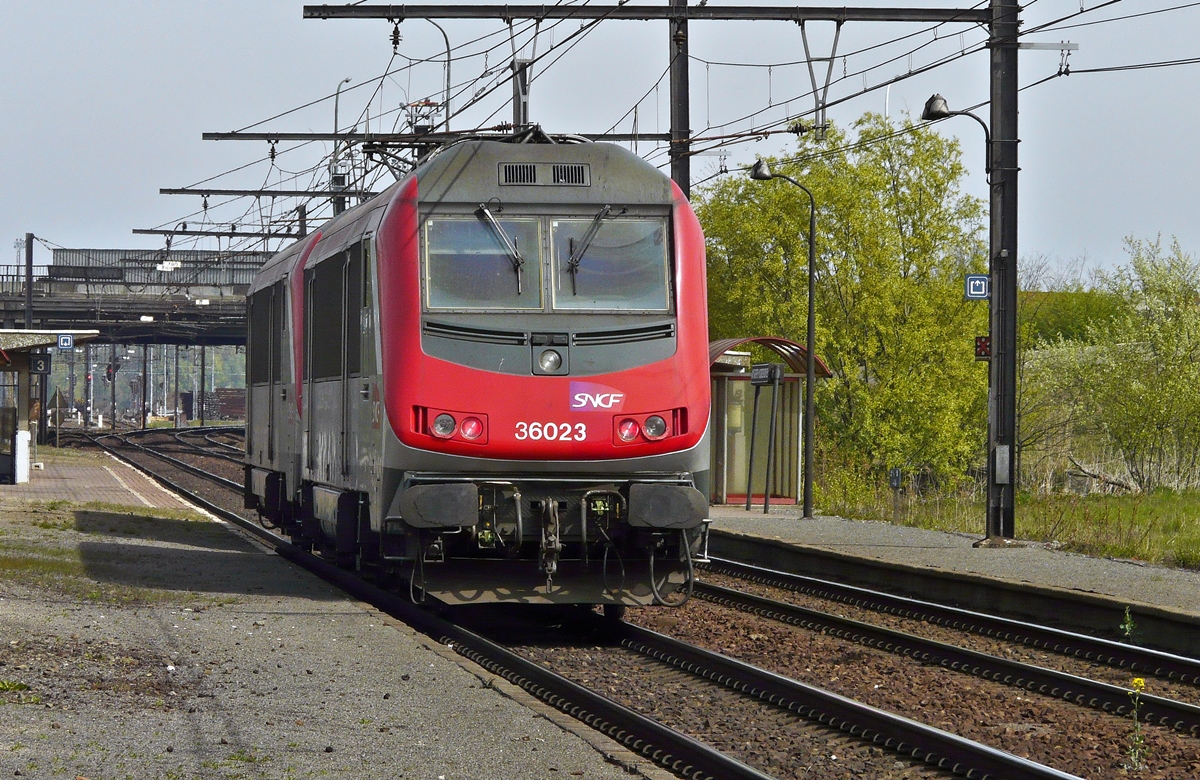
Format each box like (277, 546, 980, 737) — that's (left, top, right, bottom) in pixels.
(1074, 238, 1200, 490)
(696, 115, 988, 484)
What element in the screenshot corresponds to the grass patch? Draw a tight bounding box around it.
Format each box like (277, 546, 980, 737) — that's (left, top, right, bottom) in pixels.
(825, 481, 1200, 568)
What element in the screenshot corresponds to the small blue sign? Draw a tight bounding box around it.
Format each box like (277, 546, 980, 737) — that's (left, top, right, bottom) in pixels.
(57, 334, 74, 351)
(964, 274, 990, 301)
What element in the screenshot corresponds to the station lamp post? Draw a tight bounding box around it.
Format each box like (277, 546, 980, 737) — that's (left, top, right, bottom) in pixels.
(749, 159, 817, 520)
(922, 93, 1014, 540)
(332, 77, 353, 215)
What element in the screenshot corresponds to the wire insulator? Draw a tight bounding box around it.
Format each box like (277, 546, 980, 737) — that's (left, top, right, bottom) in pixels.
(391, 21, 401, 54)
(268, 141, 277, 162)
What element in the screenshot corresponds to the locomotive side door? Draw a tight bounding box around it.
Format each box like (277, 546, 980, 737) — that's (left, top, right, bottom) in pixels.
(306, 254, 348, 482)
(268, 280, 284, 465)
(347, 236, 379, 493)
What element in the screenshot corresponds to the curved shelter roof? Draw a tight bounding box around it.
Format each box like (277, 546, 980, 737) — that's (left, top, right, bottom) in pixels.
(709, 336, 832, 378)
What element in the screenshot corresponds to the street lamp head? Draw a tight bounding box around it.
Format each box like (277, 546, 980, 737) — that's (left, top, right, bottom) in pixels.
(749, 159, 774, 180)
(340, 77, 352, 86)
(921, 94, 952, 121)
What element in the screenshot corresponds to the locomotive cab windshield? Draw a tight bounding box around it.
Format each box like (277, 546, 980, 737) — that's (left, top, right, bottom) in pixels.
(423, 212, 672, 312)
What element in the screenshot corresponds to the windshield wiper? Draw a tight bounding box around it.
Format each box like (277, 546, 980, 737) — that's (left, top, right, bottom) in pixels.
(566, 204, 612, 295)
(477, 203, 525, 294)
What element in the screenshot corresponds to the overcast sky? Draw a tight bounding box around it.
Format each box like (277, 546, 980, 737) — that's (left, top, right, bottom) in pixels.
(2, 1, 1197, 276)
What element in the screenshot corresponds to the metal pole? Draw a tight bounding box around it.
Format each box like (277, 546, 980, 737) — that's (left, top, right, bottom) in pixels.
(38, 352, 47, 445)
(427, 19, 452, 129)
(987, 0, 1019, 539)
(771, 173, 819, 520)
(763, 370, 781, 515)
(68, 348, 76, 426)
(744, 384, 761, 512)
(200, 345, 206, 426)
(110, 344, 117, 430)
(141, 345, 148, 430)
(332, 78, 351, 216)
(669, 0, 690, 197)
(174, 344, 180, 427)
(84, 345, 92, 428)
(803, 194, 817, 519)
(23, 233, 33, 329)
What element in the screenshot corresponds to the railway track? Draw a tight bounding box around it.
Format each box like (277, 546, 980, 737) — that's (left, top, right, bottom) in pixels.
(86, 428, 1200, 778)
(695, 560, 1200, 735)
(701, 558, 1200, 685)
(82, 432, 1099, 777)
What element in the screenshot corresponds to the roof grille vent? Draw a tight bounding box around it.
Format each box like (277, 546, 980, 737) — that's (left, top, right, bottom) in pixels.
(501, 163, 537, 185)
(553, 164, 590, 186)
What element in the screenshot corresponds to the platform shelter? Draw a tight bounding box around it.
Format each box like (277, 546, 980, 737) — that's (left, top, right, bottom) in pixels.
(0, 330, 99, 482)
(708, 337, 831, 506)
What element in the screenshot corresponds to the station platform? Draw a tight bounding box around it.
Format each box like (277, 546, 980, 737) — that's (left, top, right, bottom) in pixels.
(5, 448, 193, 509)
(0, 448, 668, 780)
(708, 504, 1200, 646)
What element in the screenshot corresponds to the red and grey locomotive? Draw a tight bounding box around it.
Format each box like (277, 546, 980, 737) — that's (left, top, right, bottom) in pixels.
(244, 134, 711, 606)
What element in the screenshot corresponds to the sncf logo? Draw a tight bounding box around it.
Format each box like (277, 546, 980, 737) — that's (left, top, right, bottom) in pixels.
(570, 382, 626, 411)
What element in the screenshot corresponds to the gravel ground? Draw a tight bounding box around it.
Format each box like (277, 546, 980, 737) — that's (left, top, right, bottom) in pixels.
(701, 570, 1200, 706)
(513, 638, 948, 780)
(623, 600, 1200, 779)
(0, 451, 659, 780)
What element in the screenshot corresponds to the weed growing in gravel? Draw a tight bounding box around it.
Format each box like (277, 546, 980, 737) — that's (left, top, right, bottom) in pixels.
(1127, 677, 1149, 771)
(1120, 607, 1138, 644)
(0, 680, 30, 691)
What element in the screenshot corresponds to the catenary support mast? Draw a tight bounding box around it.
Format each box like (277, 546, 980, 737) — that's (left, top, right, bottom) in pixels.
(988, 0, 1019, 538)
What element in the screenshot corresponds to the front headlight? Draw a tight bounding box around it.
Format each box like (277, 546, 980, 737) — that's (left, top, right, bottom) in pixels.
(431, 413, 457, 438)
(643, 415, 668, 440)
(538, 349, 563, 372)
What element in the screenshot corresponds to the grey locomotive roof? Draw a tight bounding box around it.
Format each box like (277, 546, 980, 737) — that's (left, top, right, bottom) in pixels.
(248, 140, 672, 295)
(416, 140, 674, 207)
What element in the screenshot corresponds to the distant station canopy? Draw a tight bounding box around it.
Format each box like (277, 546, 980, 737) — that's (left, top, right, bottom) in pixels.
(0, 329, 99, 484)
(709, 336, 832, 377)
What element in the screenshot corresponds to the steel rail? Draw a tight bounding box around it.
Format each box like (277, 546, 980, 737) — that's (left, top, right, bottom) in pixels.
(97, 431, 243, 493)
(88, 438, 778, 780)
(697, 581, 1200, 736)
(703, 558, 1200, 684)
(169, 429, 245, 465)
(617, 621, 1084, 780)
(202, 430, 245, 455)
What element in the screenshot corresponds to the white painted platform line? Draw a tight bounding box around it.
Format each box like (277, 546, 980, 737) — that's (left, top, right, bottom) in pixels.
(103, 454, 190, 509)
(101, 463, 155, 507)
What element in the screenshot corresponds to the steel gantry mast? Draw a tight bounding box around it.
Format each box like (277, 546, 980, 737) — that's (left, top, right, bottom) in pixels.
(301, 1, 1021, 542)
(989, 0, 1019, 540)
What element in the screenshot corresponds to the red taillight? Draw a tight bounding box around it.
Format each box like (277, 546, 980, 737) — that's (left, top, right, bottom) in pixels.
(617, 418, 640, 442)
(459, 416, 484, 440)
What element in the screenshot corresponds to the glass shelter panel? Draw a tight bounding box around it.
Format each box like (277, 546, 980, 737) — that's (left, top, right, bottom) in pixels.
(711, 376, 802, 504)
(551, 218, 670, 311)
(425, 218, 542, 309)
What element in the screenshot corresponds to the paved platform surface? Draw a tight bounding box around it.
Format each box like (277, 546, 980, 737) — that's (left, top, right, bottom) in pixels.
(709, 504, 1200, 617)
(8, 450, 192, 509)
(0, 449, 668, 780)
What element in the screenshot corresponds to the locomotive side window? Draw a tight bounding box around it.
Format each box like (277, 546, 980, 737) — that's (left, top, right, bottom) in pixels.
(425, 218, 542, 309)
(551, 218, 670, 311)
(248, 288, 272, 384)
(308, 255, 344, 379)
